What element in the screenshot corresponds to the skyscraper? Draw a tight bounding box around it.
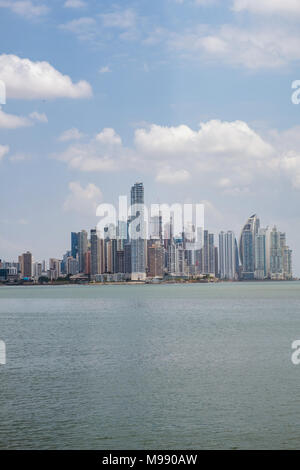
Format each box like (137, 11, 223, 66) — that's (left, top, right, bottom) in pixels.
(270, 226, 283, 279)
(71, 232, 78, 259)
(130, 182, 146, 281)
(91, 229, 105, 276)
(219, 231, 236, 280)
(239, 214, 260, 280)
(255, 229, 267, 279)
(78, 230, 88, 274)
(202, 230, 216, 276)
(148, 242, 164, 278)
(20, 251, 32, 278)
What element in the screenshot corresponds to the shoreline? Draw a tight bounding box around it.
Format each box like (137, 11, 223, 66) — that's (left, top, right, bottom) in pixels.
(0, 279, 299, 287)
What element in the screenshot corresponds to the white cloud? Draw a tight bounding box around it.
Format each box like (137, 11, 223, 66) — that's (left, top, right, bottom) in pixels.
(233, 0, 300, 16)
(56, 120, 280, 191)
(54, 120, 300, 194)
(168, 24, 300, 69)
(135, 120, 273, 159)
(155, 167, 191, 184)
(95, 128, 122, 146)
(0, 107, 31, 128)
(134, 120, 277, 189)
(0, 144, 9, 161)
(63, 181, 103, 215)
(100, 9, 137, 29)
(59, 128, 85, 142)
(64, 0, 86, 8)
(55, 128, 126, 172)
(0, 54, 92, 99)
(0, 0, 49, 18)
(29, 111, 48, 123)
(59, 17, 97, 41)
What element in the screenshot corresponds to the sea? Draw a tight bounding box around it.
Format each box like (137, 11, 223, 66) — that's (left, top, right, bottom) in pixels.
(0, 282, 300, 449)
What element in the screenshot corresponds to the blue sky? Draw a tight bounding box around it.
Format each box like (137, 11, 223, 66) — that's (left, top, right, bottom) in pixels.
(1, 0, 300, 274)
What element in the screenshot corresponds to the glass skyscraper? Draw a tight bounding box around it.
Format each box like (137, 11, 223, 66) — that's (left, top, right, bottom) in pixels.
(239, 214, 260, 280)
(130, 182, 146, 280)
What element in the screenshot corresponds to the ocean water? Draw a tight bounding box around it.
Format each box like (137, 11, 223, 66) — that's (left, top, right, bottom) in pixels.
(0, 282, 300, 450)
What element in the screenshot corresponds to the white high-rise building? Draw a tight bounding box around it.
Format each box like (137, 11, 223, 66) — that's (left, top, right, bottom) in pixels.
(130, 183, 146, 281)
(219, 231, 236, 280)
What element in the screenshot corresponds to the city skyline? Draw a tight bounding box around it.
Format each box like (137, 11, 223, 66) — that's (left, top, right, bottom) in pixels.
(1, 1, 300, 276)
(0, 182, 294, 283)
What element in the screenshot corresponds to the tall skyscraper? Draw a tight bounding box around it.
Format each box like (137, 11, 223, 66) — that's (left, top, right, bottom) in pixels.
(106, 239, 117, 274)
(270, 226, 283, 279)
(130, 182, 146, 281)
(255, 229, 267, 279)
(78, 230, 88, 274)
(71, 232, 78, 259)
(20, 251, 32, 278)
(202, 230, 209, 274)
(208, 233, 215, 275)
(202, 231, 216, 276)
(239, 214, 260, 280)
(148, 242, 164, 278)
(219, 231, 236, 280)
(91, 229, 105, 276)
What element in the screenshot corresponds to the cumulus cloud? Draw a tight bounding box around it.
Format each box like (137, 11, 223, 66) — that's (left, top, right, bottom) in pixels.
(58, 128, 85, 142)
(55, 119, 300, 192)
(63, 181, 103, 215)
(0, 54, 92, 99)
(0, 144, 9, 161)
(168, 24, 300, 69)
(55, 120, 282, 191)
(95, 128, 122, 146)
(29, 111, 48, 123)
(155, 167, 191, 184)
(0, 108, 48, 129)
(135, 120, 273, 159)
(0, 0, 49, 19)
(55, 128, 128, 172)
(0, 107, 31, 129)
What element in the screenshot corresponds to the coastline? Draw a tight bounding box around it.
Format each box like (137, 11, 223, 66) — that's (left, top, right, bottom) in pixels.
(0, 278, 299, 287)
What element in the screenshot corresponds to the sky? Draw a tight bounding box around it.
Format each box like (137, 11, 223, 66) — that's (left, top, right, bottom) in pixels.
(1, 0, 300, 274)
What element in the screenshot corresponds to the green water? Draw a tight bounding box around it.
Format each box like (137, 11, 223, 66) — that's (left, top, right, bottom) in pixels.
(0, 282, 300, 449)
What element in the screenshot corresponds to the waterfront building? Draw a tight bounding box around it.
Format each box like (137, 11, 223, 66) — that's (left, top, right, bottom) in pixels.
(148, 242, 164, 278)
(49, 258, 61, 280)
(219, 231, 236, 280)
(78, 230, 88, 274)
(91, 229, 105, 276)
(71, 232, 78, 259)
(20, 251, 32, 279)
(255, 229, 267, 279)
(239, 214, 260, 280)
(130, 182, 146, 281)
(67, 257, 79, 276)
(124, 243, 132, 276)
(84, 251, 91, 275)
